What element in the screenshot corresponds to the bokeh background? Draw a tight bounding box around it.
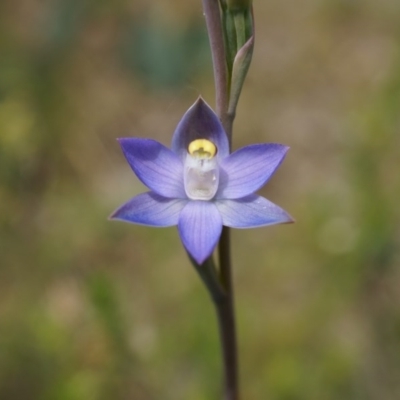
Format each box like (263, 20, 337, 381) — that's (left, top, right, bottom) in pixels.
(1, 1, 400, 399)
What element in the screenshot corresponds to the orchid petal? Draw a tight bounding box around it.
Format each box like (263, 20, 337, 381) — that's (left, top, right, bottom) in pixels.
(217, 144, 289, 199)
(171, 98, 230, 160)
(110, 192, 187, 226)
(178, 200, 223, 264)
(118, 138, 186, 198)
(216, 194, 293, 228)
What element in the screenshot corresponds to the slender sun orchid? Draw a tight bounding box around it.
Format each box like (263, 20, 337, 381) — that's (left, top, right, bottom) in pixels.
(110, 98, 293, 264)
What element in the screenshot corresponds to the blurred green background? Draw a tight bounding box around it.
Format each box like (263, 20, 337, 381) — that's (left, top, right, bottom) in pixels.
(1, 1, 400, 399)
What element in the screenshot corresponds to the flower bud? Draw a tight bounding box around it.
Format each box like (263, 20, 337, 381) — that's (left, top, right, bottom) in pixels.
(227, 0, 252, 11)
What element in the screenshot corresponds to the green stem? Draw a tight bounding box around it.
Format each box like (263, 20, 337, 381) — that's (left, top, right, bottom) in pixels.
(217, 227, 238, 400)
(202, 2, 240, 399)
(188, 254, 226, 305)
(188, 238, 238, 400)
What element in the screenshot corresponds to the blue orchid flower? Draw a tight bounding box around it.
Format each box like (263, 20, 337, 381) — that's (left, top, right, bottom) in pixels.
(110, 98, 293, 264)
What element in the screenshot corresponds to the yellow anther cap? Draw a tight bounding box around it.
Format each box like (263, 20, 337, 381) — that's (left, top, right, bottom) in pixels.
(188, 139, 217, 158)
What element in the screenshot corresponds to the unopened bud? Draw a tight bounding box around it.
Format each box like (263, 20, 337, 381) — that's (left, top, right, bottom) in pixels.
(227, 0, 252, 11)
